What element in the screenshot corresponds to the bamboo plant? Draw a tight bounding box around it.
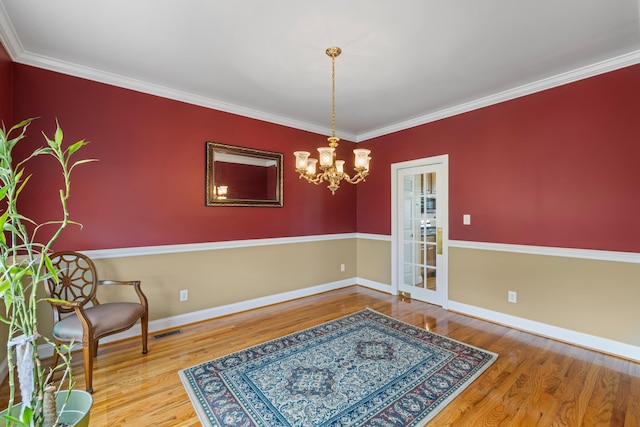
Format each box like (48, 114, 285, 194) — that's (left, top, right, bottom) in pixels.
(0, 118, 93, 426)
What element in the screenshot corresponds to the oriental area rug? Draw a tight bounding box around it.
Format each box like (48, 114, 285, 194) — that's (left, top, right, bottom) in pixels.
(179, 308, 497, 427)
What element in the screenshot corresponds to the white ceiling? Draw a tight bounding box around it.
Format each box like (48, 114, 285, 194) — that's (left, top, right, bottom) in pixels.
(1, 0, 640, 142)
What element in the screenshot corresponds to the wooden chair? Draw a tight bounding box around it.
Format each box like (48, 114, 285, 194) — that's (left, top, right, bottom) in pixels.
(45, 251, 148, 393)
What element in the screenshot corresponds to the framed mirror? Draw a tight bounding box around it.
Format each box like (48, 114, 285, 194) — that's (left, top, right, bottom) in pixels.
(206, 142, 283, 207)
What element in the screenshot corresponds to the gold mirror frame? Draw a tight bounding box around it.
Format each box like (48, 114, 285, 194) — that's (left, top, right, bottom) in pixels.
(206, 142, 283, 207)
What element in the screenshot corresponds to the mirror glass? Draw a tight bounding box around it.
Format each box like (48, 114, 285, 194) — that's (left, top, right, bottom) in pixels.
(206, 142, 283, 207)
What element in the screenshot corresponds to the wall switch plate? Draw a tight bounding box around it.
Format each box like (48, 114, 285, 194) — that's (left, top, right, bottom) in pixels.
(463, 214, 471, 225)
(508, 291, 517, 303)
(180, 290, 188, 302)
(340, 263, 345, 272)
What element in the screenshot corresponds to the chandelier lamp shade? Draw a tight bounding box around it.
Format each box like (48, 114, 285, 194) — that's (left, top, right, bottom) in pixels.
(294, 46, 371, 195)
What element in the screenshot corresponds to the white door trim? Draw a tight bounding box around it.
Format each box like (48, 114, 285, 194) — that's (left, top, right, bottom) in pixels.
(391, 154, 449, 309)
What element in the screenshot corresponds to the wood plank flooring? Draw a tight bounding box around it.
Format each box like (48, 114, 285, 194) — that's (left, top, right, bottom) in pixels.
(2, 285, 640, 426)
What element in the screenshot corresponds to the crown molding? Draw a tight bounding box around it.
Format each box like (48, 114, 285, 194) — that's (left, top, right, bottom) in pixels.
(1, 5, 638, 143)
(355, 49, 640, 141)
(0, 5, 359, 143)
(0, 2, 22, 59)
(13, 49, 361, 140)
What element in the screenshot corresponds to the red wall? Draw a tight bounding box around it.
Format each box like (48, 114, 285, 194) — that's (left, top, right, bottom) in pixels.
(9, 59, 640, 253)
(12, 65, 357, 251)
(0, 43, 12, 125)
(357, 64, 640, 252)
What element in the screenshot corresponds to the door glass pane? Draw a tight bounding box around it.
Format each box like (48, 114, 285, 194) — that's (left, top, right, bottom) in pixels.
(403, 220, 412, 240)
(401, 171, 437, 292)
(412, 219, 422, 241)
(425, 243, 436, 267)
(425, 268, 436, 290)
(403, 243, 413, 263)
(403, 264, 416, 287)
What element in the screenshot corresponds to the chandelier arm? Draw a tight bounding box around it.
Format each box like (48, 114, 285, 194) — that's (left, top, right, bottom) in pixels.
(342, 172, 368, 184)
(298, 172, 325, 185)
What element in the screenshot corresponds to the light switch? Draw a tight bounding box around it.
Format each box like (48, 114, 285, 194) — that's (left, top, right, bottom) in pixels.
(463, 214, 471, 225)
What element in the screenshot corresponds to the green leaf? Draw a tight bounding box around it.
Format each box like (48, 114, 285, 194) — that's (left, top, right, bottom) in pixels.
(14, 167, 24, 182)
(69, 158, 97, 172)
(55, 120, 64, 144)
(43, 255, 58, 284)
(0, 185, 8, 201)
(43, 298, 73, 309)
(10, 267, 30, 284)
(31, 146, 54, 156)
(45, 133, 57, 149)
(15, 174, 32, 198)
(0, 212, 8, 245)
(7, 117, 33, 136)
(18, 405, 34, 425)
(67, 139, 87, 156)
(0, 279, 10, 296)
(1, 413, 28, 426)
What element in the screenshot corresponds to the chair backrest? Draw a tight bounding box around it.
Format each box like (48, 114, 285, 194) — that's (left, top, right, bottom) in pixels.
(46, 251, 100, 317)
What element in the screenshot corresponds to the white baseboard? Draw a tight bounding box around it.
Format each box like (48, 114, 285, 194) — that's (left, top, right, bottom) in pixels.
(0, 279, 358, 383)
(448, 300, 640, 362)
(356, 280, 640, 361)
(355, 278, 393, 294)
(5, 281, 637, 385)
(32, 278, 357, 360)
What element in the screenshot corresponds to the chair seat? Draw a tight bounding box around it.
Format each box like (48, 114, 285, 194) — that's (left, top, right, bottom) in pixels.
(53, 303, 145, 341)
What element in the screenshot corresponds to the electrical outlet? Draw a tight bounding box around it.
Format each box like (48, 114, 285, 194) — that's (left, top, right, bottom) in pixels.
(508, 291, 517, 303)
(340, 263, 345, 272)
(180, 289, 188, 302)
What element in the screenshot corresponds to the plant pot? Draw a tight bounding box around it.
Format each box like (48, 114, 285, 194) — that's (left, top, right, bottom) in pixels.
(1, 390, 92, 427)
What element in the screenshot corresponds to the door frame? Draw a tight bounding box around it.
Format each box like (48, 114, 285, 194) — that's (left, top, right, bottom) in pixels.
(391, 154, 449, 309)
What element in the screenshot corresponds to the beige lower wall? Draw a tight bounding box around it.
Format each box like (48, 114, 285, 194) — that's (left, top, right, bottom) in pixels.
(33, 238, 358, 344)
(356, 238, 640, 348)
(4, 235, 639, 370)
(449, 247, 640, 346)
(356, 238, 392, 286)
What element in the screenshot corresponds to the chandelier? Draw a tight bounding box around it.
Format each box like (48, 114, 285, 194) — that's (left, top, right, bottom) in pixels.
(294, 46, 371, 195)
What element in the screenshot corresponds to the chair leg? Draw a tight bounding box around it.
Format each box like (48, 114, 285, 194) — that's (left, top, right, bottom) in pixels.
(141, 313, 148, 355)
(83, 340, 95, 394)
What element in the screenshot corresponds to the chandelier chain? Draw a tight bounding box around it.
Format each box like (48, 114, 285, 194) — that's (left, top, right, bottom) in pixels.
(331, 53, 336, 139)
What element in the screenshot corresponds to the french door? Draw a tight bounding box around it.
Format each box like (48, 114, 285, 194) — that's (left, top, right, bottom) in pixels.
(392, 155, 448, 307)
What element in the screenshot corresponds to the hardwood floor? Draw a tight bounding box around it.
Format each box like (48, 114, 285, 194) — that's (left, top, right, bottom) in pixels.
(2, 285, 640, 426)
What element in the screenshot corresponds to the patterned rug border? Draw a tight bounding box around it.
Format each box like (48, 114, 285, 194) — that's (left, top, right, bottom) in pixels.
(179, 308, 498, 426)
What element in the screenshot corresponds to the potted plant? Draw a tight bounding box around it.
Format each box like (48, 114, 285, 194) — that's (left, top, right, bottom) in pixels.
(1, 118, 94, 426)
